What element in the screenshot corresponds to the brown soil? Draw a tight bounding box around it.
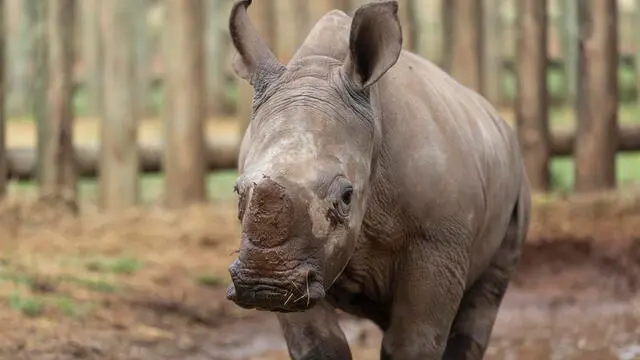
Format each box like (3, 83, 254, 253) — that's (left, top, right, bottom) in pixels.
(0, 193, 639, 360)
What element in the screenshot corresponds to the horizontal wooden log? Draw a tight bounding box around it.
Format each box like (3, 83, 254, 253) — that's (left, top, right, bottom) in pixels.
(551, 124, 640, 156)
(4, 124, 640, 180)
(6, 134, 239, 180)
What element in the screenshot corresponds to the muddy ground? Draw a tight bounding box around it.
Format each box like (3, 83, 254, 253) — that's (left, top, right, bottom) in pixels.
(0, 192, 640, 360)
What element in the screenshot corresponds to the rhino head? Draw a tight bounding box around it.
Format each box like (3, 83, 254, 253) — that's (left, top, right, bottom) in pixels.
(226, 0, 403, 312)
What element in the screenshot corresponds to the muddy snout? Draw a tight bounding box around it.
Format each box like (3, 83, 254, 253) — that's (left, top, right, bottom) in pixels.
(226, 259, 325, 312)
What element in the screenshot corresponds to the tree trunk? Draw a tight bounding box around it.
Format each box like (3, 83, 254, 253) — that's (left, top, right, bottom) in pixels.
(574, 0, 618, 192)
(42, 0, 76, 202)
(516, 0, 549, 192)
(163, 0, 207, 207)
(25, 0, 48, 186)
(0, 0, 5, 198)
(482, 0, 502, 105)
(99, 0, 139, 211)
(450, 0, 483, 92)
(80, 0, 102, 117)
(559, 0, 579, 107)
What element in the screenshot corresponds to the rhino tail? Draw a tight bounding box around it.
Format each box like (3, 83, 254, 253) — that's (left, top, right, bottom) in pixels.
(514, 174, 532, 256)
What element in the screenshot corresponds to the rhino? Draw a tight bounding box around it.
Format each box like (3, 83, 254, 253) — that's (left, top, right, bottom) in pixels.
(225, 0, 531, 359)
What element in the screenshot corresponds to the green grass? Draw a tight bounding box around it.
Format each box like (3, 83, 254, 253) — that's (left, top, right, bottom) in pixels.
(52, 296, 93, 318)
(85, 256, 143, 275)
(58, 275, 121, 294)
(195, 274, 225, 288)
(7, 292, 44, 317)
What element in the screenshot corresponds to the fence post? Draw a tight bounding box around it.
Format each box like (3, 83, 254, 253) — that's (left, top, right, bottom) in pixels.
(332, 0, 353, 13)
(163, 0, 207, 207)
(449, 0, 483, 93)
(635, 0, 640, 105)
(7, 0, 29, 117)
(0, 0, 5, 199)
(99, 0, 139, 210)
(482, 0, 503, 105)
(515, 0, 550, 191)
(41, 0, 76, 203)
(398, 0, 418, 52)
(574, 0, 618, 192)
(206, 0, 231, 116)
(134, 0, 151, 118)
(25, 0, 48, 186)
(559, 0, 579, 108)
(293, 0, 311, 47)
(80, 0, 102, 118)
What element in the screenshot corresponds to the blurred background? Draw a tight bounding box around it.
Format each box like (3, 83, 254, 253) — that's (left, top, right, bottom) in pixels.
(0, 0, 639, 359)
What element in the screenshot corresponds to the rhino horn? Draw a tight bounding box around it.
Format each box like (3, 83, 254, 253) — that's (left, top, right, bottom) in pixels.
(242, 177, 295, 248)
(229, 0, 284, 85)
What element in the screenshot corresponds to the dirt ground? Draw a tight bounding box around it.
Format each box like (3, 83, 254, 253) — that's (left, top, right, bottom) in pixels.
(1, 191, 640, 360)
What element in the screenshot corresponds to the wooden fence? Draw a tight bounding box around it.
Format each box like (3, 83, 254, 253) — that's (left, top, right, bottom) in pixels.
(0, 0, 638, 211)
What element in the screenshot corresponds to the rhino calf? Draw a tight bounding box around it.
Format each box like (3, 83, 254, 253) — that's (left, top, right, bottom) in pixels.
(225, 0, 531, 359)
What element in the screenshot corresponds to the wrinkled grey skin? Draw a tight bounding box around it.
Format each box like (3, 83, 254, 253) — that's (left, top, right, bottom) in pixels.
(225, 1, 531, 359)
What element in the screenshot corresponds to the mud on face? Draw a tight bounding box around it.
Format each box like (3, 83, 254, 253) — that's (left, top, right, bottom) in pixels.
(226, 174, 355, 312)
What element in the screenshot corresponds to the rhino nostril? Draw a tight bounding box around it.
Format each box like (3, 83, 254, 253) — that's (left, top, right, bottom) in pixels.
(226, 283, 237, 301)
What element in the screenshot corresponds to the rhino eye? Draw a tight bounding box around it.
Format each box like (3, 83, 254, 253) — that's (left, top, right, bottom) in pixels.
(341, 186, 353, 206)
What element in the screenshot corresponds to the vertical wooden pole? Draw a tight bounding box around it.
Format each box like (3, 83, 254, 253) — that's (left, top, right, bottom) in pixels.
(7, 0, 29, 116)
(441, 0, 454, 70)
(134, 0, 150, 118)
(635, 0, 640, 105)
(274, 0, 296, 62)
(398, 0, 418, 52)
(42, 0, 76, 202)
(574, 0, 618, 192)
(450, 0, 483, 92)
(25, 0, 48, 186)
(482, 0, 503, 105)
(206, 0, 230, 116)
(332, 0, 352, 13)
(100, 0, 139, 210)
(516, 0, 549, 191)
(80, 0, 102, 117)
(163, 0, 207, 207)
(293, 0, 311, 47)
(0, 0, 6, 199)
(559, 0, 579, 107)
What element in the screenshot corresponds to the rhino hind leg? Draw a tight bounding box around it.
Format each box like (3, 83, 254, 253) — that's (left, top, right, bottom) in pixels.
(443, 196, 528, 360)
(441, 261, 511, 359)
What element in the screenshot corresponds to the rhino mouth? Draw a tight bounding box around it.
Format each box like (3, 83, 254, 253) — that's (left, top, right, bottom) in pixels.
(226, 259, 325, 313)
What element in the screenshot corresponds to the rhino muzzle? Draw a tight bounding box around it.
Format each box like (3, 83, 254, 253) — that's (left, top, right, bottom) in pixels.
(226, 259, 325, 312)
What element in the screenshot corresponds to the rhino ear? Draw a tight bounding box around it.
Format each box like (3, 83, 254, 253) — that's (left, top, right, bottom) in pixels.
(342, 1, 402, 90)
(229, 0, 283, 85)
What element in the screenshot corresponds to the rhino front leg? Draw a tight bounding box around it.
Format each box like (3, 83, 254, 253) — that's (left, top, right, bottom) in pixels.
(381, 237, 469, 359)
(277, 300, 352, 360)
